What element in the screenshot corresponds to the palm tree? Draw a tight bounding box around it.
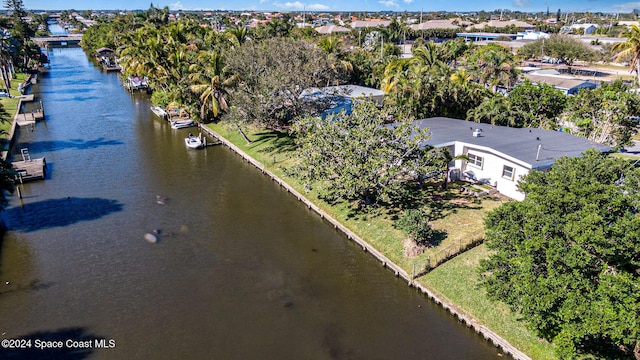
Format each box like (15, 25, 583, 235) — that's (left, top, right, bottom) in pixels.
(0, 155, 16, 210)
(188, 50, 236, 120)
(410, 42, 444, 69)
(227, 25, 248, 47)
(612, 24, 640, 83)
(439, 147, 468, 190)
(265, 19, 294, 38)
(0, 33, 14, 94)
(467, 95, 516, 127)
(468, 44, 519, 92)
(381, 58, 411, 93)
(317, 36, 342, 54)
(441, 38, 470, 67)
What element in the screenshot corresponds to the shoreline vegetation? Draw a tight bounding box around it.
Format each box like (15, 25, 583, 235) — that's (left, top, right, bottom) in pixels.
(0, 73, 29, 159)
(205, 122, 556, 360)
(72, 5, 640, 358)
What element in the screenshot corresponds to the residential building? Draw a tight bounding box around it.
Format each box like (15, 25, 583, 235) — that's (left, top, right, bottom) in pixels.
(523, 73, 598, 95)
(409, 20, 461, 30)
(350, 20, 391, 29)
(570, 23, 599, 34)
(467, 20, 534, 31)
(315, 25, 350, 35)
(411, 118, 609, 200)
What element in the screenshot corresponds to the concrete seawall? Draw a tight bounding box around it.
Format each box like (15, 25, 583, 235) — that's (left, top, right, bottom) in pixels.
(1, 74, 39, 161)
(199, 124, 532, 360)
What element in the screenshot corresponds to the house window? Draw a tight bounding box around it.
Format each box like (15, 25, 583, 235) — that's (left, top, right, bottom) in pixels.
(502, 165, 515, 180)
(467, 153, 483, 169)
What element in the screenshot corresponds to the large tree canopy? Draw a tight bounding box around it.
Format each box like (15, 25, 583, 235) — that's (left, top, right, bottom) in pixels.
(0, 102, 15, 209)
(468, 80, 567, 128)
(480, 150, 640, 359)
(563, 81, 640, 149)
(517, 34, 596, 66)
(291, 101, 438, 206)
(225, 37, 351, 129)
(612, 24, 640, 83)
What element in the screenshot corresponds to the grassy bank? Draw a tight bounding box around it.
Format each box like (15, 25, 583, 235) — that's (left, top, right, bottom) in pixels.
(423, 245, 556, 359)
(207, 122, 556, 359)
(207, 122, 505, 269)
(0, 73, 29, 151)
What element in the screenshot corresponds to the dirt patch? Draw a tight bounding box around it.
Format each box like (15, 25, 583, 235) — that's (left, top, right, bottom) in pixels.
(403, 238, 426, 258)
(449, 197, 476, 206)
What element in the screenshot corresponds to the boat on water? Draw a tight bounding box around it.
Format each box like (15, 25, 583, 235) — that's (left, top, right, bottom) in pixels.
(96, 47, 121, 72)
(170, 119, 195, 129)
(126, 76, 149, 92)
(185, 133, 204, 149)
(150, 106, 167, 119)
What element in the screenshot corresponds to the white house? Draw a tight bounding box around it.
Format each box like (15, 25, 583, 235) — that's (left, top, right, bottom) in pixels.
(570, 23, 599, 34)
(412, 118, 610, 200)
(516, 31, 550, 40)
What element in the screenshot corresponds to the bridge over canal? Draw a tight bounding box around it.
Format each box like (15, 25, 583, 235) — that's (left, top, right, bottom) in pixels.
(32, 34, 83, 48)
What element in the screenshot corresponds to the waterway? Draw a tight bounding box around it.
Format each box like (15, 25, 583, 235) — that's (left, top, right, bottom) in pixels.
(0, 45, 502, 358)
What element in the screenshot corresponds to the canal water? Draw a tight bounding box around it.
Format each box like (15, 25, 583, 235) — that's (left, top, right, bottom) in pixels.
(0, 46, 502, 359)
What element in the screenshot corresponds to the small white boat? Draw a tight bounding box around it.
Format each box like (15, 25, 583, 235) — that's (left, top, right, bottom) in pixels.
(170, 119, 195, 129)
(150, 106, 167, 119)
(185, 133, 204, 149)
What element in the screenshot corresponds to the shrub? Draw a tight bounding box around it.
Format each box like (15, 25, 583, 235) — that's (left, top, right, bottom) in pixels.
(397, 209, 435, 246)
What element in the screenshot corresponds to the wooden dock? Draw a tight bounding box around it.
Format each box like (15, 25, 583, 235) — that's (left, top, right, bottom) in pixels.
(14, 94, 45, 127)
(102, 64, 122, 72)
(12, 148, 46, 182)
(14, 111, 44, 127)
(13, 157, 46, 182)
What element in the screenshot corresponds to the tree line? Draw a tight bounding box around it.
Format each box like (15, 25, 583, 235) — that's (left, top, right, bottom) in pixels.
(82, 8, 640, 150)
(0, 0, 50, 210)
(35, 7, 640, 359)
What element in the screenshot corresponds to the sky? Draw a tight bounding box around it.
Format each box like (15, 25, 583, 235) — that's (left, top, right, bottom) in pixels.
(20, 0, 640, 14)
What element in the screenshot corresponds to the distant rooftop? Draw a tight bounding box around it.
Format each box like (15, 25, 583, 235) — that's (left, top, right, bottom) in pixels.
(457, 32, 518, 41)
(523, 74, 596, 91)
(468, 20, 534, 29)
(350, 20, 391, 29)
(315, 25, 350, 34)
(409, 20, 462, 30)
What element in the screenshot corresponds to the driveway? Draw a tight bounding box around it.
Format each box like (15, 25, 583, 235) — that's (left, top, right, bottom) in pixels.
(621, 140, 640, 157)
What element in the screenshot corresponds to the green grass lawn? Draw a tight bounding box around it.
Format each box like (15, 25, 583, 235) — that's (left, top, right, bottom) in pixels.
(610, 152, 640, 160)
(207, 122, 506, 269)
(0, 73, 29, 152)
(423, 245, 556, 360)
(207, 121, 557, 359)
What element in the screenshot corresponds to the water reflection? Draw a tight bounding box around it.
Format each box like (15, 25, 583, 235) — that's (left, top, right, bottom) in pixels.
(12, 138, 123, 153)
(2, 197, 123, 232)
(0, 46, 502, 359)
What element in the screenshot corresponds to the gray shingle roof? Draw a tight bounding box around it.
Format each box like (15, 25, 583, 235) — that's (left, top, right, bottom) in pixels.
(523, 74, 596, 91)
(414, 118, 610, 168)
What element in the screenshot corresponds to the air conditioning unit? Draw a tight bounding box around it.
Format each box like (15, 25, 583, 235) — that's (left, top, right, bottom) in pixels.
(448, 168, 460, 182)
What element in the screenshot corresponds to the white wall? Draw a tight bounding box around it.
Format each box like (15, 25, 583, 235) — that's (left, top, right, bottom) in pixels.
(453, 143, 530, 201)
